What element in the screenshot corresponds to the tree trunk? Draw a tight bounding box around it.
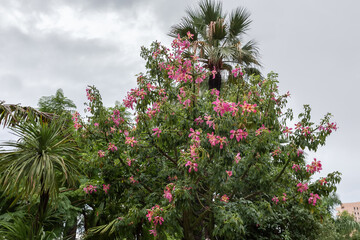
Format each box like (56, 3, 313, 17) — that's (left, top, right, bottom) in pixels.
(33, 190, 50, 237)
(208, 71, 222, 92)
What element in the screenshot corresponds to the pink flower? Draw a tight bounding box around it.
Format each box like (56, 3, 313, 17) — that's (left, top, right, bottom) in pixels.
(211, 67, 217, 79)
(272, 196, 279, 204)
(319, 178, 327, 185)
(283, 126, 293, 137)
(292, 164, 301, 172)
(125, 137, 138, 147)
(216, 136, 227, 149)
(308, 193, 320, 206)
(98, 150, 105, 158)
(154, 216, 164, 225)
(186, 31, 194, 39)
(231, 67, 243, 77)
(103, 184, 110, 194)
(306, 158, 322, 174)
(152, 128, 162, 138)
(282, 193, 287, 202)
(108, 142, 118, 152)
(297, 149, 304, 157)
(83, 185, 97, 194)
(230, 129, 248, 142)
(129, 176, 138, 184)
(210, 88, 220, 96)
(194, 116, 204, 125)
(297, 182, 308, 193)
(149, 229, 157, 237)
(226, 170, 232, 177)
(255, 125, 270, 136)
(94, 123, 99, 127)
(207, 132, 218, 147)
(271, 148, 281, 157)
(234, 153, 241, 164)
(185, 161, 198, 173)
(220, 194, 229, 203)
(301, 127, 311, 136)
(163, 183, 175, 202)
(239, 101, 257, 114)
(204, 114, 215, 129)
(127, 158, 134, 166)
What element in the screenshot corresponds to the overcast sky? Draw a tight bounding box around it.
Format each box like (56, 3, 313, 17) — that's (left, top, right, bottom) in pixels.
(0, 0, 359, 204)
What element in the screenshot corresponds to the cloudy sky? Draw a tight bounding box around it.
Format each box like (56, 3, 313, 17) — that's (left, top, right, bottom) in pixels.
(0, 0, 359, 204)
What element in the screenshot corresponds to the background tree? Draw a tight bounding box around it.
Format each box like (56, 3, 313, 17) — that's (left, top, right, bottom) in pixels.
(170, 0, 261, 91)
(38, 88, 76, 116)
(0, 117, 80, 238)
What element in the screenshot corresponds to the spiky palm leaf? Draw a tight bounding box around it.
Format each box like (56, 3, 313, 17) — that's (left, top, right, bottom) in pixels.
(0, 101, 54, 128)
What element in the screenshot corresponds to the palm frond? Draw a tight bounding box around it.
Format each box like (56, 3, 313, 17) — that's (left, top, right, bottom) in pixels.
(228, 7, 252, 39)
(0, 101, 55, 128)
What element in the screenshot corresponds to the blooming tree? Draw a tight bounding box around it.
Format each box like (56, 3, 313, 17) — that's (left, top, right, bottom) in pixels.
(76, 35, 341, 239)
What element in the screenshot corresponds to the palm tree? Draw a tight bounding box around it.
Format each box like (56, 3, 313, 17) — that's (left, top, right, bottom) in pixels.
(0, 117, 79, 237)
(170, 0, 261, 91)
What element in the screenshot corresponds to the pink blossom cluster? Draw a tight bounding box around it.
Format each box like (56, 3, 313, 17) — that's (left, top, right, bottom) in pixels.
(282, 126, 293, 137)
(230, 129, 248, 142)
(319, 177, 327, 185)
(212, 98, 238, 117)
(301, 126, 311, 136)
(185, 161, 198, 173)
(98, 150, 105, 158)
(163, 183, 175, 202)
(272, 196, 279, 204)
(297, 182, 309, 193)
(194, 116, 204, 125)
(152, 128, 162, 138)
(127, 158, 135, 166)
(272, 193, 287, 205)
(72, 112, 82, 130)
(232, 67, 243, 77)
(308, 193, 320, 206)
(129, 176, 138, 184)
(204, 114, 215, 129)
(125, 137, 138, 147)
(83, 185, 97, 194)
(108, 142, 118, 152)
(207, 132, 228, 149)
(103, 184, 110, 194)
(319, 122, 338, 133)
(146, 102, 161, 119)
(188, 128, 201, 145)
(123, 88, 139, 110)
(297, 149, 304, 157)
(234, 153, 241, 164)
(111, 109, 124, 126)
(292, 164, 301, 172)
(271, 148, 281, 157)
(306, 158, 322, 174)
(210, 88, 220, 96)
(220, 194, 229, 203)
(255, 125, 270, 136)
(86, 88, 95, 102)
(239, 101, 257, 114)
(146, 205, 164, 237)
(177, 87, 191, 108)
